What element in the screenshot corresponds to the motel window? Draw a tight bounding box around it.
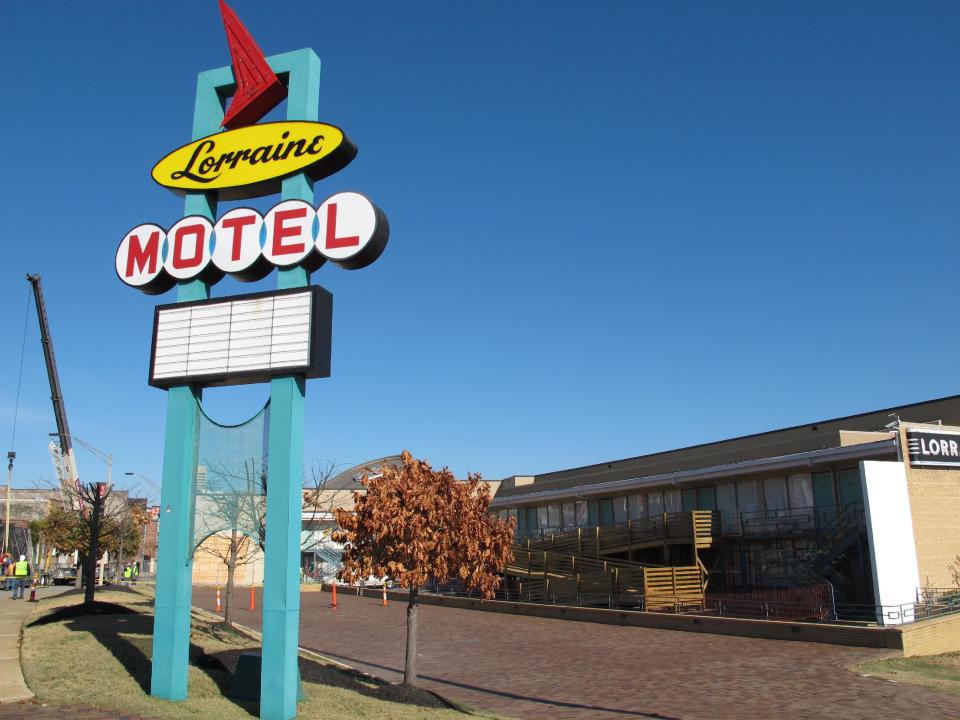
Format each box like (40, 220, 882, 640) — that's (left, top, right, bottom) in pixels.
(628, 494, 645, 520)
(681, 489, 697, 512)
(763, 477, 789, 512)
(537, 506, 549, 529)
(613, 496, 628, 524)
(562, 503, 575, 529)
(788, 474, 814, 510)
(508, 507, 518, 528)
(587, 500, 599, 527)
(736, 480, 761, 514)
(547, 504, 561, 530)
(575, 501, 588, 527)
(648, 491, 664, 517)
(664, 489, 681, 513)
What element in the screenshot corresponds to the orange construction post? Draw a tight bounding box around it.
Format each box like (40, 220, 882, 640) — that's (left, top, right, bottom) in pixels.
(382, 584, 387, 606)
(330, 581, 338, 609)
(215, 586, 222, 613)
(249, 585, 256, 611)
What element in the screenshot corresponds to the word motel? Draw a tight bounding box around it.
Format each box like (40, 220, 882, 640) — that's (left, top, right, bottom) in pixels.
(116, 191, 389, 294)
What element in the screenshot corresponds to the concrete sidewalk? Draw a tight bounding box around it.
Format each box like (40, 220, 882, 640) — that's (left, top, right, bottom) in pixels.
(0, 585, 161, 719)
(0, 585, 68, 704)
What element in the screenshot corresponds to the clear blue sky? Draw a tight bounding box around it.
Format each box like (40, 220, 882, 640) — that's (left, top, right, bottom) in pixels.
(1, 1, 958, 500)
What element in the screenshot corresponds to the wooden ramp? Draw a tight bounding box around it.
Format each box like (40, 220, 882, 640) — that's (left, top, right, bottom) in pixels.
(504, 545, 706, 611)
(521, 511, 720, 558)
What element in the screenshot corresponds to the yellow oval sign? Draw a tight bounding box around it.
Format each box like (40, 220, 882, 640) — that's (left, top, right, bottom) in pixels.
(151, 121, 357, 200)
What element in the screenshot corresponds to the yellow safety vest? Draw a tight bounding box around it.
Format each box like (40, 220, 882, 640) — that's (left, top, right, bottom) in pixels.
(123, 566, 132, 579)
(14, 561, 28, 577)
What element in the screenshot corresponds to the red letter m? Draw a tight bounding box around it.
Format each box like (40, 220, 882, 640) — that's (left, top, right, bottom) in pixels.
(125, 230, 161, 277)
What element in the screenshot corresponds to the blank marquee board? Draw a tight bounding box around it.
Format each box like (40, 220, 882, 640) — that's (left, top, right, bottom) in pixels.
(148, 286, 332, 388)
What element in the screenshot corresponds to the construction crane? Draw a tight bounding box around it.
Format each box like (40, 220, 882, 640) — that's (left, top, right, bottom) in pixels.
(26, 274, 80, 496)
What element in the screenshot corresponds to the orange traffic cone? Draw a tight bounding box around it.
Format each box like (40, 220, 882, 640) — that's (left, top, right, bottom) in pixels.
(28, 584, 36, 602)
(330, 581, 337, 609)
(215, 586, 222, 613)
(382, 584, 388, 607)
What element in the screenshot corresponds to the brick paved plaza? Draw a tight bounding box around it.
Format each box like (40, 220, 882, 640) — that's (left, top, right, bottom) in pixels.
(195, 586, 957, 719)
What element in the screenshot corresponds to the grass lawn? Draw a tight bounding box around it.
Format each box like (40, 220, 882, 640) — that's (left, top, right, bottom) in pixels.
(21, 588, 505, 719)
(857, 652, 960, 696)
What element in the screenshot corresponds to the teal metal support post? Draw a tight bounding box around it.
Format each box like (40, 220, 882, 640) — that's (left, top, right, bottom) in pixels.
(260, 48, 321, 720)
(148, 47, 322, 716)
(150, 66, 225, 700)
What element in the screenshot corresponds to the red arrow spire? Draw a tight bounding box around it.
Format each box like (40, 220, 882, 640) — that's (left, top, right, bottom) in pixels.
(218, 0, 287, 129)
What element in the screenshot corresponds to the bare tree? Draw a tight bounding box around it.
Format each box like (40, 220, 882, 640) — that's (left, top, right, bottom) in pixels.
(299, 459, 348, 580)
(39, 480, 140, 606)
(195, 459, 265, 625)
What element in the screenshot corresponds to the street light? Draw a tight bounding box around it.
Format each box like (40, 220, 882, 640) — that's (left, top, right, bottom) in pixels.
(124, 471, 160, 492)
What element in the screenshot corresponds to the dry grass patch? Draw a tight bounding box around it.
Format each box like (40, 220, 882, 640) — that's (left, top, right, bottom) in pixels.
(21, 588, 504, 719)
(857, 652, 960, 696)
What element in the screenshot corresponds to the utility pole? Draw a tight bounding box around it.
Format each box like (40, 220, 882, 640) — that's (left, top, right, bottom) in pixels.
(3, 451, 13, 555)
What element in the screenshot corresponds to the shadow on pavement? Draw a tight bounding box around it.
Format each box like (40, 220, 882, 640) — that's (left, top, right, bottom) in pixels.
(319, 650, 682, 719)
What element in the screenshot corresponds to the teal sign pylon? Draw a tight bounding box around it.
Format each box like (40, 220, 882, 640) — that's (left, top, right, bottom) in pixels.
(150, 49, 322, 720)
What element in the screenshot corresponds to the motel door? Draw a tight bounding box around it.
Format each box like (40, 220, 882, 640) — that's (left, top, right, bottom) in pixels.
(812, 471, 834, 526)
(599, 499, 615, 526)
(837, 468, 864, 509)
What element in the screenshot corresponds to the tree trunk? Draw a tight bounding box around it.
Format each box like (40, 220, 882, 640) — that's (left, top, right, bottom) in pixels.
(224, 530, 238, 626)
(84, 493, 102, 606)
(75, 555, 83, 589)
(403, 585, 419, 686)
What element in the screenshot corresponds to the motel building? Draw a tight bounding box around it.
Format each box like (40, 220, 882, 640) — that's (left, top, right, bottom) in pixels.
(489, 395, 960, 625)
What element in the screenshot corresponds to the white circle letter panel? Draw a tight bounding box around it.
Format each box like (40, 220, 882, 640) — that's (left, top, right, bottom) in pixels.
(263, 200, 315, 267)
(117, 223, 166, 287)
(316, 192, 377, 262)
(212, 208, 264, 274)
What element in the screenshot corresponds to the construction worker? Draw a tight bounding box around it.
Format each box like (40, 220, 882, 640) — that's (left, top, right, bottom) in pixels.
(132, 561, 139, 584)
(122, 563, 133, 587)
(12, 555, 30, 600)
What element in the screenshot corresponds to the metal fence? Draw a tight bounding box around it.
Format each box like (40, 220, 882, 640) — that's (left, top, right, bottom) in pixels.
(422, 579, 960, 627)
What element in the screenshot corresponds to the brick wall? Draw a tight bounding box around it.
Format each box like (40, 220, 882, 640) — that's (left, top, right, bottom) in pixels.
(900, 425, 960, 589)
(191, 532, 264, 585)
(900, 611, 960, 657)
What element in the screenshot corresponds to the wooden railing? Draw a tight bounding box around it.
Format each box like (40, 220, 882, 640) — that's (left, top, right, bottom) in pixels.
(505, 545, 705, 607)
(643, 566, 706, 611)
(520, 511, 720, 557)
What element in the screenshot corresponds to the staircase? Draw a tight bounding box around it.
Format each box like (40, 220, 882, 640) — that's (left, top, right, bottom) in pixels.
(752, 506, 866, 596)
(505, 511, 720, 610)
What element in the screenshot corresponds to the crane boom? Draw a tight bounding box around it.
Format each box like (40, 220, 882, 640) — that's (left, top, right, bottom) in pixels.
(26, 274, 79, 488)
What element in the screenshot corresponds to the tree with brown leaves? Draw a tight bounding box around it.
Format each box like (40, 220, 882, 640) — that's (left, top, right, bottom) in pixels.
(333, 451, 514, 686)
